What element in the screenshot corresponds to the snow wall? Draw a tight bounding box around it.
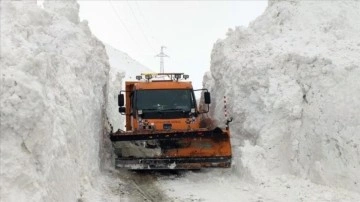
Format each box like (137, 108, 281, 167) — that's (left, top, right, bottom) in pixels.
(1, 1, 120, 201)
(204, 0, 360, 192)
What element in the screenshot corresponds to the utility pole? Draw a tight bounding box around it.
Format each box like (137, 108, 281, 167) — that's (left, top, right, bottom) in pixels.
(155, 46, 169, 73)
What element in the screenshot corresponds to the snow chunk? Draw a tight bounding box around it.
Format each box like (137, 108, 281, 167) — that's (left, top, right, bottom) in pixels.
(44, 0, 80, 24)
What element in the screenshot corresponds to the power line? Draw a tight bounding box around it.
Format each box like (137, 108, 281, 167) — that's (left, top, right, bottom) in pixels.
(108, 0, 141, 50)
(134, 1, 161, 48)
(126, 1, 155, 53)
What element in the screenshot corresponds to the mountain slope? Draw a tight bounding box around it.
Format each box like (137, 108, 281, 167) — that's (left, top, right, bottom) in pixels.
(106, 44, 153, 80)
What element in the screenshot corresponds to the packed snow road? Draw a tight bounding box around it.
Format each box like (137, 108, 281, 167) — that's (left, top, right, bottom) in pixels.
(116, 170, 181, 202)
(115, 167, 360, 202)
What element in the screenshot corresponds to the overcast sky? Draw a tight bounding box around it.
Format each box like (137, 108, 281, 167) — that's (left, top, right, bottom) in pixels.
(79, 1, 267, 89)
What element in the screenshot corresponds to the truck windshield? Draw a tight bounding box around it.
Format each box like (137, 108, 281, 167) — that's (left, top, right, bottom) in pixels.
(136, 89, 195, 112)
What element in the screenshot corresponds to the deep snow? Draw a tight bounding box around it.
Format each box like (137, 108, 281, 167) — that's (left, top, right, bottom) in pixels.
(207, 0, 360, 192)
(0, 1, 120, 201)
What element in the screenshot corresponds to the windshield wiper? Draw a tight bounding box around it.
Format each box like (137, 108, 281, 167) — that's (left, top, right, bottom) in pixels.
(141, 108, 158, 111)
(140, 108, 190, 113)
(160, 108, 190, 112)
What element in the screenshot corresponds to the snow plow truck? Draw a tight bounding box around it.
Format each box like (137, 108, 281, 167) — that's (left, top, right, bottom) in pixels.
(110, 73, 232, 169)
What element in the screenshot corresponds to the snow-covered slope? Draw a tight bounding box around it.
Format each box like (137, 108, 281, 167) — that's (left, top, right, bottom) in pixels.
(205, 0, 360, 192)
(0, 1, 119, 201)
(105, 44, 152, 131)
(106, 44, 153, 80)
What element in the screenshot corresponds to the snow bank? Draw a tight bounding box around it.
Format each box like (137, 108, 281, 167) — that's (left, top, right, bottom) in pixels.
(0, 1, 120, 201)
(204, 0, 360, 192)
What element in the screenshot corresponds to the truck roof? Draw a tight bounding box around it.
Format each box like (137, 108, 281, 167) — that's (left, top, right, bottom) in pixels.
(128, 81, 193, 90)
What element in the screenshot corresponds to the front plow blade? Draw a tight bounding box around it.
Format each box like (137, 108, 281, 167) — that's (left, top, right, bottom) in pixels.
(110, 127, 228, 141)
(110, 127, 232, 170)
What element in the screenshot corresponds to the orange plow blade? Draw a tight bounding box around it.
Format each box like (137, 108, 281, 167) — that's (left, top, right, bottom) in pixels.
(110, 128, 232, 170)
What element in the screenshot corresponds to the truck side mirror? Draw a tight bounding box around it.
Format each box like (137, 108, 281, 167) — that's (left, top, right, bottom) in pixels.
(204, 92, 211, 104)
(119, 107, 126, 113)
(118, 94, 124, 106)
